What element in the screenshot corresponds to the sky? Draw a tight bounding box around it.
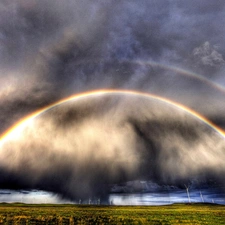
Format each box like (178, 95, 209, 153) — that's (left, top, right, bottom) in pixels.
(0, 0, 225, 204)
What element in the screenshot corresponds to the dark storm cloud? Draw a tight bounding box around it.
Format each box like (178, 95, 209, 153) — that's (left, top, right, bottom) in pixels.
(0, 1, 225, 201)
(0, 94, 225, 201)
(1, 0, 225, 70)
(1, 0, 225, 133)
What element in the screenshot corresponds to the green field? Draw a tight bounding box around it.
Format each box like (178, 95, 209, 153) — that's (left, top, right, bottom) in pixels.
(0, 203, 224, 224)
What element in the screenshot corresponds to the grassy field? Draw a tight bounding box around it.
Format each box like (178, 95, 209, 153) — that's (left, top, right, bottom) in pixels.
(0, 203, 224, 224)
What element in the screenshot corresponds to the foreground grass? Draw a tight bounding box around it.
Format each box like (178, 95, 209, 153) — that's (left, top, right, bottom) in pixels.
(0, 203, 224, 224)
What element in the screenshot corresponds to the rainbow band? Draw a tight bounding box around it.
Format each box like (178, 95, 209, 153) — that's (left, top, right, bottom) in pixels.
(131, 59, 225, 93)
(0, 89, 225, 144)
(73, 58, 225, 94)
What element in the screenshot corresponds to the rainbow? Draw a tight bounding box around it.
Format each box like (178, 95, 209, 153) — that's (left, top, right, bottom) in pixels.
(131, 59, 225, 93)
(73, 58, 225, 94)
(0, 89, 225, 145)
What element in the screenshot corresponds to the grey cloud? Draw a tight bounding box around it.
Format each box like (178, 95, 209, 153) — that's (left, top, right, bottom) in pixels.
(0, 73, 57, 134)
(192, 42, 225, 68)
(0, 1, 225, 86)
(0, 1, 225, 201)
(176, 0, 225, 15)
(0, 93, 224, 201)
(1, 0, 225, 69)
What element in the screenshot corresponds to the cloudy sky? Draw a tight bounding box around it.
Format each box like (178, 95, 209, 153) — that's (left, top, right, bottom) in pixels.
(0, 0, 225, 133)
(0, 0, 225, 203)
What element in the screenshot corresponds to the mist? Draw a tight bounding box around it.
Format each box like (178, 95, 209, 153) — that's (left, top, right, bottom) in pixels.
(0, 93, 225, 201)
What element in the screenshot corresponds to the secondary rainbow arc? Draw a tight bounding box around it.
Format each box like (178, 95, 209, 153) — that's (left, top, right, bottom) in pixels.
(0, 89, 225, 145)
(132, 59, 225, 93)
(73, 58, 225, 94)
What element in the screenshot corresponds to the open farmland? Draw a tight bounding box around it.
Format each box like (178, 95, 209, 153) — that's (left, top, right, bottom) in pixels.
(0, 203, 224, 224)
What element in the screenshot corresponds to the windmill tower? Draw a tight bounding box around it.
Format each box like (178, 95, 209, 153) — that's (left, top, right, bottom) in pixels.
(184, 184, 191, 203)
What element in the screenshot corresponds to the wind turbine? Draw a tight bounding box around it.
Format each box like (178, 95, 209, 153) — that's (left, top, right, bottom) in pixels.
(184, 184, 191, 203)
(200, 191, 204, 203)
